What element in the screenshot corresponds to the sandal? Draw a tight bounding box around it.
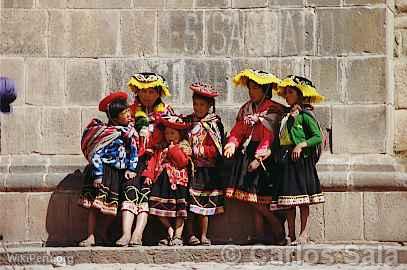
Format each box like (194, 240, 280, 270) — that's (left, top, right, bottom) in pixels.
(172, 237, 183, 246)
(158, 237, 171, 246)
(187, 235, 200, 246)
(200, 237, 211, 246)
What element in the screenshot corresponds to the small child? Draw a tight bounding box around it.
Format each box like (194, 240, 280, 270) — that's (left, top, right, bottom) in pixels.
(273, 75, 325, 245)
(78, 91, 138, 246)
(184, 82, 225, 246)
(145, 115, 192, 246)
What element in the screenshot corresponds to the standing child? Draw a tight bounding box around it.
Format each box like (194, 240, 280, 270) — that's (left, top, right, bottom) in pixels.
(184, 82, 225, 246)
(116, 72, 174, 246)
(78, 91, 138, 246)
(223, 69, 286, 244)
(273, 75, 325, 245)
(146, 115, 192, 246)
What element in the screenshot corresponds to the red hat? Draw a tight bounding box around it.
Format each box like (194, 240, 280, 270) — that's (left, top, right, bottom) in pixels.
(190, 82, 219, 98)
(99, 91, 128, 112)
(159, 115, 190, 130)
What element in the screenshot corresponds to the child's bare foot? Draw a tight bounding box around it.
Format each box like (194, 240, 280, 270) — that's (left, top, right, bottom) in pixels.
(290, 234, 308, 246)
(115, 234, 131, 247)
(78, 235, 95, 247)
(129, 234, 142, 246)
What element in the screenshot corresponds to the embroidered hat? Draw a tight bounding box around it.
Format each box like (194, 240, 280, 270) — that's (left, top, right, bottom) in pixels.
(190, 82, 219, 98)
(98, 91, 128, 112)
(159, 114, 191, 130)
(277, 75, 325, 104)
(0, 77, 17, 113)
(128, 72, 170, 97)
(233, 69, 281, 88)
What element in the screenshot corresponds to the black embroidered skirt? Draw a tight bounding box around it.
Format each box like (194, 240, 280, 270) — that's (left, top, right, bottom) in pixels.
(189, 166, 225, 216)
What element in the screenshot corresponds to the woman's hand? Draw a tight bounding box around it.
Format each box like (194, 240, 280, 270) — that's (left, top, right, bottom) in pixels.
(144, 177, 152, 186)
(125, 170, 137, 180)
(291, 142, 307, 161)
(248, 159, 260, 172)
(223, 143, 236, 158)
(93, 178, 102, 188)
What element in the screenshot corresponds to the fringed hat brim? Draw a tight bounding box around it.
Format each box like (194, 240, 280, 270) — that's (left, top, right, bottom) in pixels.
(128, 77, 171, 97)
(232, 69, 281, 88)
(277, 78, 325, 104)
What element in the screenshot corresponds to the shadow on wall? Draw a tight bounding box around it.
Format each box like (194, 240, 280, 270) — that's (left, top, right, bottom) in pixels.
(44, 169, 286, 246)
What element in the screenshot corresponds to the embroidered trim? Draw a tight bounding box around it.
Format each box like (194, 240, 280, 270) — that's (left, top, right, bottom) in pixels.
(225, 187, 274, 204)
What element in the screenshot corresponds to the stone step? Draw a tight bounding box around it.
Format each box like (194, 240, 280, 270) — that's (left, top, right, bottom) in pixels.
(0, 244, 406, 267)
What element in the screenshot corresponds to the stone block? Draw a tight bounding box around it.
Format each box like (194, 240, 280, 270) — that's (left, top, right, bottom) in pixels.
(395, 109, 407, 152)
(344, 0, 384, 5)
(340, 57, 386, 104)
(309, 203, 325, 242)
(67, 0, 132, 8)
(49, 10, 119, 57)
(332, 105, 386, 154)
(364, 192, 407, 241)
(269, 57, 305, 79)
(313, 104, 332, 132)
(158, 11, 203, 56)
(48, 156, 86, 174)
(45, 170, 85, 191)
(0, 58, 25, 106)
(0, 156, 10, 174)
(42, 108, 81, 155)
(27, 193, 51, 242)
(106, 59, 185, 105)
(5, 173, 45, 191)
(0, 0, 33, 8)
(45, 192, 72, 244)
(183, 59, 230, 105)
(232, 0, 267, 8)
(280, 9, 314, 56)
(316, 8, 385, 55)
(205, 10, 244, 56)
(324, 192, 364, 241)
(307, 0, 340, 6)
(395, 60, 407, 109)
(269, 0, 303, 7)
(121, 11, 156, 57)
(66, 60, 104, 106)
(195, 0, 230, 8)
(1, 107, 42, 154)
(310, 58, 339, 103)
(133, 0, 165, 8)
(26, 58, 65, 106)
(37, 0, 66, 8)
(230, 58, 268, 104)
(81, 107, 107, 133)
(0, 193, 28, 241)
(166, 0, 193, 8)
(10, 155, 48, 174)
(244, 10, 279, 56)
(216, 107, 240, 133)
(0, 10, 47, 56)
(397, 0, 407, 11)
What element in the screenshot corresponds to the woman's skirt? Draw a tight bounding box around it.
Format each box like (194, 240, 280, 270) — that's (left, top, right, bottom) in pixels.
(272, 145, 325, 208)
(78, 165, 122, 216)
(149, 171, 188, 218)
(223, 141, 275, 205)
(121, 156, 151, 215)
(189, 166, 225, 216)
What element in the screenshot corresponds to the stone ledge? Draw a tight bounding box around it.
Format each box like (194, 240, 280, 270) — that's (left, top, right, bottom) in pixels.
(0, 244, 405, 266)
(0, 154, 405, 191)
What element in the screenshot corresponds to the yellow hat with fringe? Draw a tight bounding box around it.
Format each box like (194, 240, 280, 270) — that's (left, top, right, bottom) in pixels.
(128, 72, 170, 97)
(233, 69, 281, 88)
(277, 75, 325, 104)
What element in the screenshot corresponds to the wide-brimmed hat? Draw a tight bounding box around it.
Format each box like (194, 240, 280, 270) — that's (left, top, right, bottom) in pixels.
(190, 82, 219, 98)
(98, 91, 128, 112)
(233, 69, 281, 89)
(159, 115, 191, 130)
(277, 75, 324, 103)
(128, 72, 170, 97)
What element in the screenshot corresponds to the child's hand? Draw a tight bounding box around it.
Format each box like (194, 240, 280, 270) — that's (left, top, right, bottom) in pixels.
(125, 170, 137, 180)
(291, 143, 305, 161)
(93, 178, 102, 188)
(168, 141, 175, 149)
(144, 177, 152, 186)
(248, 159, 260, 172)
(223, 143, 236, 158)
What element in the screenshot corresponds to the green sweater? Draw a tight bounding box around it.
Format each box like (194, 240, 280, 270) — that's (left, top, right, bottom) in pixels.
(285, 111, 322, 156)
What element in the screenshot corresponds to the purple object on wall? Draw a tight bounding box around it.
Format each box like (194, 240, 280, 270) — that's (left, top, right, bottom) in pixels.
(0, 77, 17, 113)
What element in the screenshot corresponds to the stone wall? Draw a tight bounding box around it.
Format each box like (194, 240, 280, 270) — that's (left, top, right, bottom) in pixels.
(0, 0, 406, 246)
